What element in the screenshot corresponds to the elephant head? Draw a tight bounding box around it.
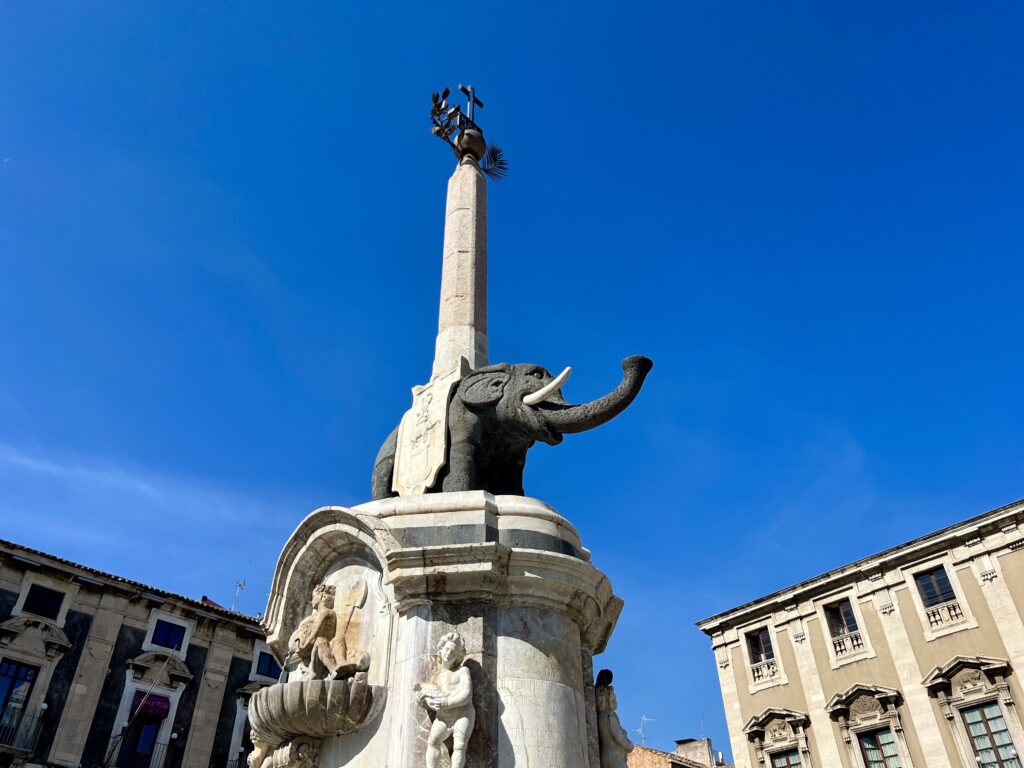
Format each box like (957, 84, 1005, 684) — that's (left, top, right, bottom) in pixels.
(439, 355, 654, 495)
(371, 355, 653, 499)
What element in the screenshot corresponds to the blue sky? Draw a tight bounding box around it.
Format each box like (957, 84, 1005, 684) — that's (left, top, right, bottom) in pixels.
(1, 1, 1022, 758)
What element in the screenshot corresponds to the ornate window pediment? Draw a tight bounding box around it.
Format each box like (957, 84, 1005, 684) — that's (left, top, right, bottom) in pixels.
(126, 651, 194, 689)
(922, 656, 1012, 714)
(923, 656, 1024, 768)
(0, 615, 71, 661)
(743, 708, 811, 765)
(826, 683, 905, 745)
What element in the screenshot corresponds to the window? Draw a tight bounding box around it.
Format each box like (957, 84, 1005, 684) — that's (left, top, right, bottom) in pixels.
(747, 628, 774, 663)
(256, 652, 281, 679)
(858, 728, 902, 768)
(962, 702, 1022, 768)
(21, 584, 64, 621)
(825, 599, 858, 637)
(151, 619, 186, 651)
(0, 660, 38, 713)
(914, 566, 956, 608)
(0, 660, 39, 744)
(770, 749, 802, 767)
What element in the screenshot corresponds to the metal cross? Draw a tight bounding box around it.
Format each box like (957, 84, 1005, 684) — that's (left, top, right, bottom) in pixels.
(459, 84, 484, 124)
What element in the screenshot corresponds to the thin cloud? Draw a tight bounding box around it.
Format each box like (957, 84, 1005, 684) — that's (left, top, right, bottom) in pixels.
(0, 442, 303, 613)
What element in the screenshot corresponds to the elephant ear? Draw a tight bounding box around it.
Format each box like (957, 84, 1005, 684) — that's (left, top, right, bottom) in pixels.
(461, 369, 510, 408)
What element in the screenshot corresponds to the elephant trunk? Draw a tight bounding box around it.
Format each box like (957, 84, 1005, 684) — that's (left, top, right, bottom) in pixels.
(538, 355, 653, 435)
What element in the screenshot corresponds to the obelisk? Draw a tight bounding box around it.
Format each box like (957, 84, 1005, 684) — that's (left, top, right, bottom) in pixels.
(391, 87, 493, 496)
(432, 155, 488, 376)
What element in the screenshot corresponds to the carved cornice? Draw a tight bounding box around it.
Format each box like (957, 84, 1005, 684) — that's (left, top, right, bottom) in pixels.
(127, 651, 193, 687)
(743, 708, 811, 764)
(0, 615, 71, 660)
(825, 684, 904, 742)
(697, 498, 1024, 635)
(826, 683, 902, 713)
(922, 656, 1013, 720)
(743, 707, 810, 734)
(922, 655, 1010, 690)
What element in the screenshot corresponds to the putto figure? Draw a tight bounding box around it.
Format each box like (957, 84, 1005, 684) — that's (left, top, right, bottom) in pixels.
(414, 631, 475, 768)
(596, 669, 634, 768)
(288, 580, 370, 680)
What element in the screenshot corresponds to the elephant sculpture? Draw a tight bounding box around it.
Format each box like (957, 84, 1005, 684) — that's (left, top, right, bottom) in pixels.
(372, 355, 653, 499)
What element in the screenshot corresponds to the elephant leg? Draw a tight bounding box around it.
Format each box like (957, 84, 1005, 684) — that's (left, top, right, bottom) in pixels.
(490, 462, 526, 496)
(442, 440, 477, 493)
(371, 426, 399, 500)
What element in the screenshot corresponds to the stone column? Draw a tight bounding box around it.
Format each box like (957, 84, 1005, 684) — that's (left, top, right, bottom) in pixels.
(47, 595, 125, 766)
(433, 157, 488, 376)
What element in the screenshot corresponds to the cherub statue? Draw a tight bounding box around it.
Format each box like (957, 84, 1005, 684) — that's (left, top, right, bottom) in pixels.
(413, 631, 475, 768)
(596, 669, 634, 768)
(288, 580, 370, 680)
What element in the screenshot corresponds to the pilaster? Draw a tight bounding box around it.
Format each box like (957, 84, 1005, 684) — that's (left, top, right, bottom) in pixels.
(712, 640, 751, 768)
(872, 590, 952, 768)
(47, 595, 125, 766)
(785, 620, 845, 768)
(180, 624, 236, 765)
(973, 552, 1024, 673)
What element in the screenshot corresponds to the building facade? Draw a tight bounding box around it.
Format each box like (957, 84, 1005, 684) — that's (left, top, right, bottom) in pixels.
(628, 737, 730, 768)
(698, 498, 1024, 768)
(0, 538, 277, 768)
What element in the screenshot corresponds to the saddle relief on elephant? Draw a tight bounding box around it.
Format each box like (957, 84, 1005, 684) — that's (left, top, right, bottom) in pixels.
(393, 365, 463, 496)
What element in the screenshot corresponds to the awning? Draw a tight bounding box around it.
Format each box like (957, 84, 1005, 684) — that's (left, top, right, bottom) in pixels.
(130, 690, 170, 718)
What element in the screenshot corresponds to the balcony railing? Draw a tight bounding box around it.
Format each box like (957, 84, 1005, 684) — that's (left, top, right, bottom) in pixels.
(750, 659, 778, 683)
(104, 735, 171, 768)
(831, 630, 865, 657)
(0, 705, 44, 753)
(925, 599, 965, 629)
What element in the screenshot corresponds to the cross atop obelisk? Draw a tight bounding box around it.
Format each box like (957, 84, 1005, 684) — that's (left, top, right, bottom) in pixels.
(390, 86, 507, 496)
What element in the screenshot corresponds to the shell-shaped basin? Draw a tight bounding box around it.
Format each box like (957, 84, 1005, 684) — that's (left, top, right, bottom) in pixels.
(248, 677, 376, 744)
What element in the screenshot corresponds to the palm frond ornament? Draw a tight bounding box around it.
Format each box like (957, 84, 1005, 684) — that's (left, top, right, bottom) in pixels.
(429, 84, 508, 182)
(480, 144, 508, 182)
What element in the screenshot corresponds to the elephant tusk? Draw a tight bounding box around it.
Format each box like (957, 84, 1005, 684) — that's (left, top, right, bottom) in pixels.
(523, 367, 572, 406)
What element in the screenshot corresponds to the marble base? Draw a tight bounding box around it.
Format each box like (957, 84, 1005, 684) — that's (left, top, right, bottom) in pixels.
(257, 492, 621, 768)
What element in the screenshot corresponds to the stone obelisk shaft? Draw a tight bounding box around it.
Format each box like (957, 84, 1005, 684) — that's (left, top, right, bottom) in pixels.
(432, 156, 488, 376)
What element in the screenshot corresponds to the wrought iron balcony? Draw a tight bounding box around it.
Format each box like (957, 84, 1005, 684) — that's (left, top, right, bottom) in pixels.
(925, 599, 965, 629)
(104, 734, 171, 768)
(831, 630, 865, 657)
(750, 659, 778, 683)
(0, 704, 44, 753)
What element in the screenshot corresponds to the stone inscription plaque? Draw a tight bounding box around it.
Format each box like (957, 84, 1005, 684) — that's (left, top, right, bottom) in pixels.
(496, 607, 588, 768)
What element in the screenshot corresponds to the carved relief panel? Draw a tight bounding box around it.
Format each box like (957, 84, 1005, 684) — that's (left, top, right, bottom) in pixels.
(743, 709, 811, 766)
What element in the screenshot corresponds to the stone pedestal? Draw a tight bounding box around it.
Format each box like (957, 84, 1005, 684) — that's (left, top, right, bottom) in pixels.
(258, 492, 621, 768)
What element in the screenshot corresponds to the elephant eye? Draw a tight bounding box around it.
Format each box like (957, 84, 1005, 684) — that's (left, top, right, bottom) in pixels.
(531, 370, 543, 379)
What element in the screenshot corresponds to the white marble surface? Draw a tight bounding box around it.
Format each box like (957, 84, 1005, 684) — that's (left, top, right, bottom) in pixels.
(257, 493, 621, 768)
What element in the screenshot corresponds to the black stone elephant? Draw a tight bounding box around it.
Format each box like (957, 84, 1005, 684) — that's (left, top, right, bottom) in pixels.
(371, 355, 653, 499)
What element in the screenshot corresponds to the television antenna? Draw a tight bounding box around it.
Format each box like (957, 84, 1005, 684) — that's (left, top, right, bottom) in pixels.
(231, 579, 246, 612)
(636, 714, 655, 746)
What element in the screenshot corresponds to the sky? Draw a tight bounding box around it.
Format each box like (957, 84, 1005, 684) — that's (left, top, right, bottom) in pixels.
(1, 1, 1022, 759)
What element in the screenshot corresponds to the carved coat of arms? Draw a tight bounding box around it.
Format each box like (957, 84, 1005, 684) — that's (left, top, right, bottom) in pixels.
(392, 366, 462, 496)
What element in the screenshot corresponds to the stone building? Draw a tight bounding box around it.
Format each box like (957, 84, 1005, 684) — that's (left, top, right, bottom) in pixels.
(0, 537, 276, 768)
(628, 737, 731, 768)
(698, 497, 1024, 768)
